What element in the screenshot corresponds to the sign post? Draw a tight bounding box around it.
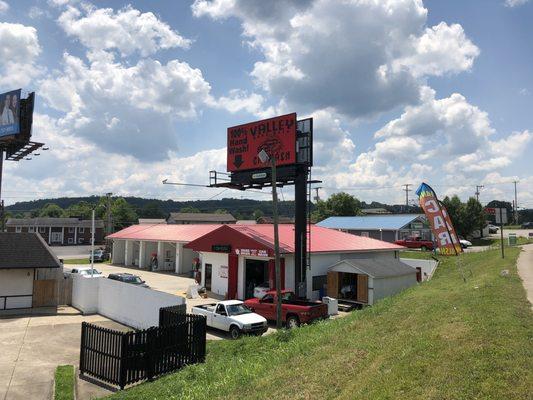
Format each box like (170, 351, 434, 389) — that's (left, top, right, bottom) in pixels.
(499, 207, 505, 259)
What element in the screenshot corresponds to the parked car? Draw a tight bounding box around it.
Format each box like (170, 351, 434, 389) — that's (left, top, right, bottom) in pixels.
(191, 300, 268, 339)
(69, 267, 103, 277)
(459, 239, 472, 249)
(89, 249, 109, 263)
(394, 236, 434, 251)
(488, 224, 499, 234)
(244, 290, 328, 329)
(108, 273, 149, 288)
(521, 222, 533, 229)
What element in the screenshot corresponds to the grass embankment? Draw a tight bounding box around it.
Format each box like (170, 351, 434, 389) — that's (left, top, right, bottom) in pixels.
(399, 250, 438, 260)
(108, 248, 532, 400)
(54, 365, 75, 400)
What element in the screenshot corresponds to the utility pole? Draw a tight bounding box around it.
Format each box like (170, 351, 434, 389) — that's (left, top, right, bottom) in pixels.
(513, 180, 518, 225)
(90, 209, 95, 276)
(105, 192, 113, 252)
(0, 150, 4, 232)
(313, 187, 322, 202)
(475, 185, 484, 202)
(403, 184, 412, 212)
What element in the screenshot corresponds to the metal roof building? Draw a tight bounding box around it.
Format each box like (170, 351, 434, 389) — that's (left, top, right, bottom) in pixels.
(317, 214, 431, 243)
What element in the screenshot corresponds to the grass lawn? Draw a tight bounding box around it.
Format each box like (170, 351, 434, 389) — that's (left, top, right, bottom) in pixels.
(54, 365, 75, 400)
(107, 248, 532, 400)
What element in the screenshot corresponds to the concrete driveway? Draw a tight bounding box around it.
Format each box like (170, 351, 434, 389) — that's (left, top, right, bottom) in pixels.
(0, 307, 127, 400)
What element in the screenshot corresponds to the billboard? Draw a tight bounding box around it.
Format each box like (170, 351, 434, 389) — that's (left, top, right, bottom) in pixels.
(0, 89, 21, 139)
(227, 113, 297, 172)
(416, 182, 462, 256)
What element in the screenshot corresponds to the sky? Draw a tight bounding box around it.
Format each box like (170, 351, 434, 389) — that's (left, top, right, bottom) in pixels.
(0, 0, 532, 209)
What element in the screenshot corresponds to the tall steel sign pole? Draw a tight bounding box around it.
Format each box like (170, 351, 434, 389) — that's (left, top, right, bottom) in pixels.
(270, 156, 283, 329)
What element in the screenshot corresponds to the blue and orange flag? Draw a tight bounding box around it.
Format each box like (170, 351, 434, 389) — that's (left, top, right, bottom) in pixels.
(416, 183, 462, 256)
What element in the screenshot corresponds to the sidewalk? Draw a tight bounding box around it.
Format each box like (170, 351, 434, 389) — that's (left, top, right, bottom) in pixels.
(517, 244, 533, 309)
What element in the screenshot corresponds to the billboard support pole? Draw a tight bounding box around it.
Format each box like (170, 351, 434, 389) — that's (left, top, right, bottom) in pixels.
(500, 207, 505, 259)
(270, 158, 282, 330)
(294, 165, 308, 297)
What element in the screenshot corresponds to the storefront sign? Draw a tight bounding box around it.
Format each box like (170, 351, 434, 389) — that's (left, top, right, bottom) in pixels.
(235, 248, 269, 257)
(211, 244, 231, 253)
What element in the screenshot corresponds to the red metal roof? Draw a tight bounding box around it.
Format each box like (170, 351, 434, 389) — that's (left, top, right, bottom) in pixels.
(230, 224, 404, 253)
(107, 224, 221, 242)
(109, 223, 404, 253)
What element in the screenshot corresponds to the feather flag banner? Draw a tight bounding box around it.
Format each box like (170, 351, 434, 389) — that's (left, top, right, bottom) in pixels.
(416, 182, 462, 256)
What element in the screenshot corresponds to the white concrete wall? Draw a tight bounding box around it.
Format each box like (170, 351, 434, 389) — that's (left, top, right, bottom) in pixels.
(71, 275, 100, 314)
(201, 252, 229, 297)
(0, 269, 34, 309)
(372, 273, 417, 304)
(71, 275, 185, 329)
(112, 240, 126, 264)
(400, 258, 438, 281)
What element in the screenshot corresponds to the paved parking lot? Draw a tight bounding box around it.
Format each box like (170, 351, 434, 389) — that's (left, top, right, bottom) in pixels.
(0, 307, 127, 400)
(65, 263, 278, 340)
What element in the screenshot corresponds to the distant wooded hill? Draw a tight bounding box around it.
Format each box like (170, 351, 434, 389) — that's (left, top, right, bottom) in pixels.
(5, 196, 421, 219)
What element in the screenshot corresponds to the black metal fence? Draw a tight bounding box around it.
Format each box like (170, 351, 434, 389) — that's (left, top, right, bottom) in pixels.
(80, 310, 206, 389)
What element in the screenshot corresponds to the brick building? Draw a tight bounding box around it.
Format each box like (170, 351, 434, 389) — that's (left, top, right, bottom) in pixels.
(6, 217, 105, 246)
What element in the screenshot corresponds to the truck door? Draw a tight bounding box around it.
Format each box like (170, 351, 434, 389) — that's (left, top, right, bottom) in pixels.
(258, 294, 276, 320)
(212, 303, 229, 331)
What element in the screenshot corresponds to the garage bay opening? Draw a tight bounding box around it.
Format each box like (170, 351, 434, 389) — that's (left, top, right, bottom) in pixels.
(245, 259, 269, 299)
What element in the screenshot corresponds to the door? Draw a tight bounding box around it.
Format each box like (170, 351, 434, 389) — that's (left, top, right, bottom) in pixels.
(212, 303, 228, 330)
(205, 264, 212, 291)
(327, 271, 338, 297)
(356, 274, 368, 303)
(256, 294, 276, 320)
(51, 232, 62, 244)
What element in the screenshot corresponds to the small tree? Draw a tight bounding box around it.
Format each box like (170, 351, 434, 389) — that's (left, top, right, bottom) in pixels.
(140, 201, 165, 219)
(253, 209, 264, 221)
(39, 203, 65, 218)
(180, 206, 200, 213)
(312, 192, 361, 222)
(112, 198, 138, 230)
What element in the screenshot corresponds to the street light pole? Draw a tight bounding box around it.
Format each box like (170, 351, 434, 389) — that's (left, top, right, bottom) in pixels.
(91, 209, 95, 277)
(270, 157, 283, 330)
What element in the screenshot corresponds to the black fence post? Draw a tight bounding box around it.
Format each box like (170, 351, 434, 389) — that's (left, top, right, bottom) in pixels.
(146, 327, 155, 382)
(119, 332, 128, 390)
(79, 322, 86, 376)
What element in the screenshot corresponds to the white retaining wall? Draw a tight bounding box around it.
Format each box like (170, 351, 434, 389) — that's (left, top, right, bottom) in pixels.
(400, 258, 438, 280)
(72, 275, 185, 329)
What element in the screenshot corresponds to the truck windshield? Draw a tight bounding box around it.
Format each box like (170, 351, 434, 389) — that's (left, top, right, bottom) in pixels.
(226, 304, 252, 316)
(281, 292, 296, 302)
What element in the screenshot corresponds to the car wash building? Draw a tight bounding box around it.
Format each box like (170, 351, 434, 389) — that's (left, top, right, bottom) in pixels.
(107, 224, 221, 274)
(185, 224, 409, 301)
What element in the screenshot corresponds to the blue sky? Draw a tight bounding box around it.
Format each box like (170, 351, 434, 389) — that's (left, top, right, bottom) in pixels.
(0, 0, 532, 208)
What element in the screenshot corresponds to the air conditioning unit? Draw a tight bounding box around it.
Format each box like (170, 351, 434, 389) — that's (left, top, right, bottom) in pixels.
(322, 297, 338, 316)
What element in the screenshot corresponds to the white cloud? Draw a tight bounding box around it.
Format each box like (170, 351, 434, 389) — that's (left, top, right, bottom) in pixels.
(0, 1, 9, 14)
(519, 88, 530, 96)
(0, 23, 42, 90)
(194, 0, 479, 120)
(39, 51, 213, 160)
(505, 0, 530, 7)
(58, 4, 191, 57)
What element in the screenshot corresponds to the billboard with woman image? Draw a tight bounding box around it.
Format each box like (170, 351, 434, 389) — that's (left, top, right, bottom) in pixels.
(0, 89, 21, 139)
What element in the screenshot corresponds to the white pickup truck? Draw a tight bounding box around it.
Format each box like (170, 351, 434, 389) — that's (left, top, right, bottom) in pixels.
(191, 300, 268, 339)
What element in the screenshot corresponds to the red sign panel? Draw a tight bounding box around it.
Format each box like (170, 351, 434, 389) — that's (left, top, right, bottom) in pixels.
(227, 113, 297, 172)
(484, 207, 496, 215)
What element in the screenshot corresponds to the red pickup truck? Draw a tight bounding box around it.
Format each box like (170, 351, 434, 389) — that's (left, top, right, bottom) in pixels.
(394, 236, 434, 251)
(244, 290, 328, 328)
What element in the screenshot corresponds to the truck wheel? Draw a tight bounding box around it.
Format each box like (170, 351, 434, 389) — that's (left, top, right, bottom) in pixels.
(229, 325, 241, 340)
(286, 315, 300, 329)
(421, 245, 427, 251)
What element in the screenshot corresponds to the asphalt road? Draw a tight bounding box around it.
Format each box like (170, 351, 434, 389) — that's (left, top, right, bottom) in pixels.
(49, 245, 94, 260)
(517, 244, 533, 309)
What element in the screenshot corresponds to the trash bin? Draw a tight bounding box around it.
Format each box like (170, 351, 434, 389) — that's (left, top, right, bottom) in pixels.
(322, 297, 339, 316)
(508, 233, 517, 246)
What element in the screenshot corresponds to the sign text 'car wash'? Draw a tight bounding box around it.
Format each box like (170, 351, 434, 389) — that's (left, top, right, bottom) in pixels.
(227, 113, 297, 172)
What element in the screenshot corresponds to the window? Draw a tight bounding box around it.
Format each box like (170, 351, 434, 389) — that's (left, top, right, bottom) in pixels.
(39, 227, 46, 233)
(68, 238, 74, 244)
(312, 275, 328, 291)
(215, 304, 227, 315)
(78, 238, 84, 244)
(68, 227, 75, 233)
(15, 226, 22, 233)
(261, 294, 274, 303)
(78, 227, 85, 233)
(360, 232, 369, 237)
(28, 226, 35, 233)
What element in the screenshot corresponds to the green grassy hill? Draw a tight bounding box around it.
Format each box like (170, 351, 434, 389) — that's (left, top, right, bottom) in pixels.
(107, 248, 532, 400)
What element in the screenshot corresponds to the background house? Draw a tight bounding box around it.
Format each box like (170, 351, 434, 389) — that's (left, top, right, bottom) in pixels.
(317, 214, 431, 243)
(138, 218, 167, 225)
(166, 212, 236, 225)
(6, 217, 105, 245)
(0, 232, 63, 311)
